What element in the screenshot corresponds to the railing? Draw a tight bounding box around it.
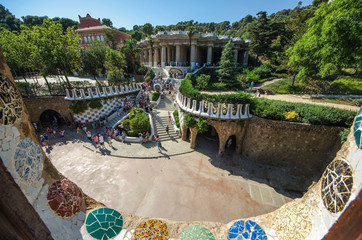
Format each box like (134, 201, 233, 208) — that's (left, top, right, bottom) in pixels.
(64, 83, 142, 100)
(176, 92, 252, 120)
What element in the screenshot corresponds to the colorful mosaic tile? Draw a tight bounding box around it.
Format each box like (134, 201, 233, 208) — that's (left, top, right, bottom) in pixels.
(180, 225, 215, 240)
(14, 138, 43, 184)
(47, 179, 83, 218)
(353, 107, 362, 149)
(275, 201, 312, 240)
(321, 159, 353, 213)
(228, 220, 267, 240)
(0, 74, 23, 125)
(133, 219, 169, 240)
(85, 208, 123, 240)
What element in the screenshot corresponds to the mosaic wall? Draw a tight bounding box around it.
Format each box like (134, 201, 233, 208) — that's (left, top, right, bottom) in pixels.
(134, 219, 169, 240)
(180, 225, 215, 240)
(0, 74, 23, 125)
(228, 220, 267, 240)
(85, 207, 123, 240)
(47, 179, 83, 218)
(353, 108, 362, 149)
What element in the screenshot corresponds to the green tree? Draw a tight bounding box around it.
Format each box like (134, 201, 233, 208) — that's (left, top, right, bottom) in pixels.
(101, 18, 113, 27)
(195, 74, 210, 90)
(105, 48, 126, 85)
(217, 40, 237, 86)
(22, 15, 48, 28)
(82, 41, 107, 80)
(288, 0, 362, 79)
(104, 28, 118, 50)
(0, 4, 21, 32)
(51, 17, 78, 32)
(141, 23, 153, 36)
(186, 26, 196, 66)
(121, 38, 143, 77)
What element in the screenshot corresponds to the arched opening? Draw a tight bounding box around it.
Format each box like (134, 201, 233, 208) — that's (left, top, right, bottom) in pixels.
(225, 135, 237, 150)
(197, 125, 219, 154)
(39, 110, 64, 128)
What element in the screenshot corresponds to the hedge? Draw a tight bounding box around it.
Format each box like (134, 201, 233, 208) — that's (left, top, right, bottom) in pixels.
(173, 110, 180, 128)
(152, 91, 160, 101)
(180, 73, 356, 128)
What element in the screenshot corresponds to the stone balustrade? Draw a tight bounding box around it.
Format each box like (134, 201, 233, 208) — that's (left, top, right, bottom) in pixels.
(176, 92, 252, 120)
(64, 83, 141, 101)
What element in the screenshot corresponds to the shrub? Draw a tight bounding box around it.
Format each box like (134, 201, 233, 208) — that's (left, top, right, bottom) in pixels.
(69, 101, 89, 114)
(277, 84, 304, 94)
(196, 119, 208, 133)
(330, 77, 362, 95)
(173, 110, 180, 128)
(339, 129, 350, 144)
(129, 108, 144, 119)
(244, 69, 260, 81)
(89, 99, 102, 109)
(145, 69, 155, 82)
(184, 113, 196, 128)
(15, 82, 30, 95)
(129, 112, 150, 135)
(252, 63, 273, 79)
(152, 91, 160, 101)
(284, 111, 301, 122)
(210, 82, 227, 90)
(196, 74, 210, 90)
(352, 99, 362, 107)
(121, 119, 130, 130)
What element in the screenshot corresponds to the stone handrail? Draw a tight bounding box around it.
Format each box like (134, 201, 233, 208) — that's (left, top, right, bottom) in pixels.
(64, 83, 142, 100)
(176, 92, 252, 120)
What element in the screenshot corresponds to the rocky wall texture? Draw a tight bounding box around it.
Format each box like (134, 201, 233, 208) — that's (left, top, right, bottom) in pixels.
(241, 116, 344, 191)
(23, 96, 72, 124)
(1, 46, 362, 239)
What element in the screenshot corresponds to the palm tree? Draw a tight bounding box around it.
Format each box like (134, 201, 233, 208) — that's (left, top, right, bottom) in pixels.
(122, 38, 143, 78)
(186, 26, 196, 67)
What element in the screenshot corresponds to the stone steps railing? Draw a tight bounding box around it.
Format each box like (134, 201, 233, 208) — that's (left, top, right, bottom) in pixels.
(176, 92, 252, 120)
(64, 83, 142, 101)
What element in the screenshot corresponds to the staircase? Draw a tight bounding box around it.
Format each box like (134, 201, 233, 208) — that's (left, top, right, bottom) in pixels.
(152, 94, 179, 142)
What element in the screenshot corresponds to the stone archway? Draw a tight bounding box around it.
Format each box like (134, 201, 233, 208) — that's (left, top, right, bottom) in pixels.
(39, 109, 64, 127)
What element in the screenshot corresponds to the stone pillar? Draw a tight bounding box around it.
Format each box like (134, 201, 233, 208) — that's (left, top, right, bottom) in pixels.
(218, 134, 228, 156)
(154, 47, 159, 67)
(148, 49, 152, 66)
(207, 46, 213, 65)
(181, 124, 188, 141)
(243, 51, 249, 67)
(161, 46, 166, 68)
(167, 46, 171, 64)
(190, 44, 197, 70)
(144, 50, 148, 65)
(176, 44, 181, 64)
(234, 49, 238, 65)
(190, 128, 198, 149)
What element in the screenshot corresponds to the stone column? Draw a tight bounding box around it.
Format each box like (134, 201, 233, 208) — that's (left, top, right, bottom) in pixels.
(176, 44, 181, 64)
(144, 50, 148, 65)
(154, 47, 159, 67)
(161, 46, 166, 68)
(234, 49, 239, 65)
(190, 128, 198, 149)
(148, 49, 152, 66)
(190, 44, 197, 70)
(207, 46, 213, 65)
(243, 51, 249, 66)
(167, 46, 171, 64)
(181, 124, 188, 141)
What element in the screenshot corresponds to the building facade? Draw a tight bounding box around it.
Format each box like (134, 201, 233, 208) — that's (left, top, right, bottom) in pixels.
(76, 14, 130, 49)
(138, 31, 250, 70)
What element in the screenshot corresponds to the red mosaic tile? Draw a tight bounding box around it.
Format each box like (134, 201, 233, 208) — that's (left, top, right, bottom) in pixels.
(47, 179, 83, 218)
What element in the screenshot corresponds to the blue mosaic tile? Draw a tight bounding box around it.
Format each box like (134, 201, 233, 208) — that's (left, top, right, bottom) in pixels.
(14, 138, 43, 184)
(229, 220, 267, 240)
(353, 108, 362, 149)
(85, 208, 123, 240)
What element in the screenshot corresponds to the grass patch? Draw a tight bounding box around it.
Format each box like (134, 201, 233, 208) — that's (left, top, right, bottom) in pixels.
(260, 79, 293, 95)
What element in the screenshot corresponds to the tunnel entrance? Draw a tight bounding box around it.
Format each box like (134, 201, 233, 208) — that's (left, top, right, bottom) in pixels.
(39, 110, 64, 128)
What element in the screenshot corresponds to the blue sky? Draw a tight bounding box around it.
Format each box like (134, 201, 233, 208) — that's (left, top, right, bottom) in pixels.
(1, 0, 314, 30)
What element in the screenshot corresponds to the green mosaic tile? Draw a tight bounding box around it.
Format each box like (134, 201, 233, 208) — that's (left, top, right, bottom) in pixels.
(180, 225, 215, 240)
(86, 208, 123, 240)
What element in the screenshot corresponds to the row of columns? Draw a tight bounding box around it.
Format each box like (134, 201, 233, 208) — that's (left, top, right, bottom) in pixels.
(143, 45, 249, 68)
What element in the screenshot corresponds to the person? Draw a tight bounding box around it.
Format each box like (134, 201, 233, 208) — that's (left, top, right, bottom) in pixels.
(40, 135, 46, 146)
(121, 132, 126, 143)
(93, 134, 99, 148)
(33, 122, 38, 132)
(116, 107, 120, 116)
(43, 134, 50, 146)
(157, 141, 162, 151)
(166, 125, 169, 134)
(250, 81, 255, 91)
(246, 82, 250, 91)
(77, 127, 83, 138)
(139, 133, 143, 144)
(86, 131, 92, 141)
(82, 124, 87, 133)
(227, 138, 232, 148)
(264, 90, 268, 97)
(255, 89, 261, 97)
(108, 136, 113, 148)
(168, 111, 171, 123)
(146, 132, 150, 142)
(99, 133, 105, 149)
(60, 130, 65, 141)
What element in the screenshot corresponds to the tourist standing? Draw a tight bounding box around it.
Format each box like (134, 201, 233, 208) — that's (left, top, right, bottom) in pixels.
(86, 131, 92, 141)
(77, 127, 83, 138)
(93, 134, 99, 148)
(98, 133, 105, 149)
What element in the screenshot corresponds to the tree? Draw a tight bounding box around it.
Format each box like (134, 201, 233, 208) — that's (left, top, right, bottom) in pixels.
(102, 18, 113, 27)
(22, 15, 48, 28)
(195, 74, 210, 90)
(51, 17, 78, 32)
(288, 0, 362, 79)
(104, 28, 118, 50)
(105, 48, 126, 85)
(82, 42, 107, 79)
(121, 38, 143, 77)
(0, 4, 21, 32)
(141, 23, 153, 36)
(186, 26, 196, 66)
(217, 40, 237, 86)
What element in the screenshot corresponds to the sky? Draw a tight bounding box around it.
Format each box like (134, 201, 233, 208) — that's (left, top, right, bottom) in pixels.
(1, 0, 314, 30)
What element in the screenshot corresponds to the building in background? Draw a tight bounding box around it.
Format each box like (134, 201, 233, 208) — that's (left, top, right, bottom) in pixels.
(76, 14, 130, 49)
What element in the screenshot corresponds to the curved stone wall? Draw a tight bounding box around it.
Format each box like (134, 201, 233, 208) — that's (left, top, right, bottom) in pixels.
(1, 49, 361, 239)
